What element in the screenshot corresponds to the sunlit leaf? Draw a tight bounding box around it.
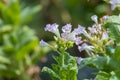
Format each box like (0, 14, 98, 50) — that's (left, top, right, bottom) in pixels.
(2, 0, 20, 26)
(95, 71, 110, 80)
(0, 56, 10, 64)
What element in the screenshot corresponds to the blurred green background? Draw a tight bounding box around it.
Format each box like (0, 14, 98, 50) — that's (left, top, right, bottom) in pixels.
(0, 0, 120, 80)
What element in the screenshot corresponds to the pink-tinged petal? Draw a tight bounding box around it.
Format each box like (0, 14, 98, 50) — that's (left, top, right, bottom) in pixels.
(75, 37, 82, 45)
(78, 46, 84, 52)
(88, 27, 97, 34)
(61, 32, 76, 41)
(102, 15, 109, 20)
(73, 25, 86, 35)
(61, 32, 69, 40)
(101, 32, 109, 40)
(44, 23, 60, 37)
(62, 23, 72, 33)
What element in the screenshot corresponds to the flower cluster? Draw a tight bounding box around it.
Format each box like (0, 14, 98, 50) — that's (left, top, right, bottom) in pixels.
(40, 15, 110, 56)
(40, 23, 91, 52)
(86, 15, 110, 55)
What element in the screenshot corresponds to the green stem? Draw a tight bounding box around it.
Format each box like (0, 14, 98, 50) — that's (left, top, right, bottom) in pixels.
(61, 51, 64, 67)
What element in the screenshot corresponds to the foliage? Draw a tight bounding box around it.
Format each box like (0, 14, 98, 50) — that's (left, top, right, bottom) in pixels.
(0, 0, 49, 80)
(42, 51, 78, 80)
(79, 14, 120, 80)
(1, 0, 120, 80)
(40, 24, 78, 80)
(39, 0, 120, 80)
(41, 11, 120, 80)
(103, 15, 120, 45)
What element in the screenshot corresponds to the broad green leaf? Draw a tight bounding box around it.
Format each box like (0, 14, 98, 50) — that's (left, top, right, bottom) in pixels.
(95, 71, 110, 80)
(108, 58, 120, 72)
(114, 46, 120, 61)
(103, 15, 120, 45)
(80, 56, 120, 71)
(106, 46, 115, 56)
(79, 56, 108, 70)
(104, 16, 120, 25)
(107, 25, 120, 45)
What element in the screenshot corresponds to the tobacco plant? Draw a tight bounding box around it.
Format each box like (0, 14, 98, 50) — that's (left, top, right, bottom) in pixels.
(40, 0, 120, 80)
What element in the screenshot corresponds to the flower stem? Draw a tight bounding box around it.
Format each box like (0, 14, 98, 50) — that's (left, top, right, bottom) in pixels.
(61, 51, 65, 67)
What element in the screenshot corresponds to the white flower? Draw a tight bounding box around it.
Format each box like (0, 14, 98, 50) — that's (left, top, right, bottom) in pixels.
(110, 0, 120, 10)
(40, 40, 49, 47)
(44, 23, 60, 37)
(102, 15, 109, 20)
(61, 32, 76, 41)
(62, 23, 72, 33)
(91, 15, 98, 23)
(75, 37, 82, 45)
(88, 27, 97, 34)
(78, 43, 94, 52)
(73, 25, 86, 35)
(101, 32, 109, 40)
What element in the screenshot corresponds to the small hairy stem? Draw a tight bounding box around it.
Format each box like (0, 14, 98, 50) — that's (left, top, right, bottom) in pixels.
(61, 51, 65, 67)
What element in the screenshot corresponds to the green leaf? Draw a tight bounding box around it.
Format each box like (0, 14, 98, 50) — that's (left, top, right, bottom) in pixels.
(42, 67, 61, 80)
(81, 56, 120, 71)
(103, 15, 120, 45)
(104, 16, 120, 25)
(2, 0, 20, 26)
(95, 71, 110, 80)
(108, 58, 120, 72)
(114, 46, 120, 61)
(110, 71, 120, 80)
(79, 56, 108, 70)
(106, 46, 115, 56)
(107, 25, 120, 45)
